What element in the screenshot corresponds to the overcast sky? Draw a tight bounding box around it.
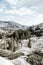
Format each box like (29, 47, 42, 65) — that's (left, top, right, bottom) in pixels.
(0, 0, 43, 26)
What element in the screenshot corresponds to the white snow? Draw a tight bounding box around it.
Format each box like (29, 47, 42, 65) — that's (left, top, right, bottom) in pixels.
(17, 47, 33, 55)
(0, 57, 14, 65)
(30, 37, 43, 49)
(11, 57, 30, 65)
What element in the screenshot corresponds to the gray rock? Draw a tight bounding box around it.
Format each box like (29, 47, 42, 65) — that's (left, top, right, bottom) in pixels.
(0, 49, 24, 59)
(27, 54, 42, 65)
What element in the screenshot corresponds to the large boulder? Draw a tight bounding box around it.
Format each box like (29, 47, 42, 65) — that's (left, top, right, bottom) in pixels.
(27, 54, 42, 65)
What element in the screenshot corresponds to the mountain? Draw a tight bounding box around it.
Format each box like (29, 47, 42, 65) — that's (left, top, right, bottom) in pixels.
(29, 22, 43, 30)
(0, 21, 27, 30)
(28, 22, 43, 36)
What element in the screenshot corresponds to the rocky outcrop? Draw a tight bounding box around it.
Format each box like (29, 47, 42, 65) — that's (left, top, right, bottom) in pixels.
(27, 54, 42, 65)
(0, 49, 24, 59)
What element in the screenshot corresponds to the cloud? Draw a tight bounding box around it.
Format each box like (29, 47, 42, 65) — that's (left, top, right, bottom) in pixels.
(0, 4, 5, 13)
(19, 0, 43, 14)
(0, 8, 3, 13)
(5, 0, 43, 14)
(4, 7, 34, 16)
(0, 15, 15, 21)
(0, 0, 43, 26)
(19, 0, 43, 7)
(6, 0, 18, 6)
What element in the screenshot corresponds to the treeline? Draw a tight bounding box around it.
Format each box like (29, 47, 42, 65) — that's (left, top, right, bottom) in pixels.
(29, 26, 42, 37)
(12, 29, 31, 40)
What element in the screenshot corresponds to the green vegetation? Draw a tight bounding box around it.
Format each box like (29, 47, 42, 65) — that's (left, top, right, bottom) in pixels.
(12, 29, 31, 40)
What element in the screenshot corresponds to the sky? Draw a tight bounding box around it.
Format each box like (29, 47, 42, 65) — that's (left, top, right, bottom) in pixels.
(0, 0, 43, 26)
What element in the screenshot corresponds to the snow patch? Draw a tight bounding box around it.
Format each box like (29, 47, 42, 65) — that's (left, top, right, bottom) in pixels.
(17, 47, 33, 55)
(0, 57, 14, 65)
(11, 57, 30, 65)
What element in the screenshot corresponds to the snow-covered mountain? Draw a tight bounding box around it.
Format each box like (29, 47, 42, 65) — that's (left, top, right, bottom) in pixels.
(29, 22, 43, 30)
(0, 21, 27, 30)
